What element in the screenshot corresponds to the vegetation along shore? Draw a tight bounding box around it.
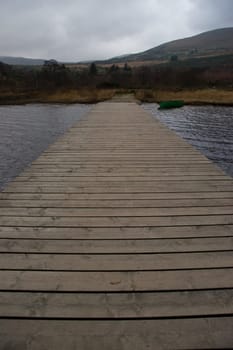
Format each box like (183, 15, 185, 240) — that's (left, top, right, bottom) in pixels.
(1, 88, 233, 106)
(0, 52, 233, 106)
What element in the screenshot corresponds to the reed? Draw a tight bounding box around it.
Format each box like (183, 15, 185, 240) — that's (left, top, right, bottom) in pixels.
(41, 89, 115, 103)
(0, 89, 115, 105)
(135, 89, 233, 105)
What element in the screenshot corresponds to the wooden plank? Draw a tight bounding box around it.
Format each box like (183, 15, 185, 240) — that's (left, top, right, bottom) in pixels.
(1, 206, 233, 217)
(0, 237, 232, 253)
(16, 173, 229, 179)
(0, 319, 228, 349)
(34, 158, 210, 163)
(22, 162, 221, 167)
(0, 269, 232, 291)
(18, 173, 227, 180)
(0, 225, 232, 239)
(37, 154, 209, 159)
(39, 151, 205, 156)
(0, 214, 233, 227)
(0, 289, 233, 318)
(20, 170, 226, 177)
(2, 191, 233, 200)
(4, 179, 233, 191)
(3, 185, 233, 194)
(1, 318, 232, 350)
(20, 166, 225, 174)
(1, 197, 233, 208)
(21, 169, 225, 176)
(0, 251, 232, 271)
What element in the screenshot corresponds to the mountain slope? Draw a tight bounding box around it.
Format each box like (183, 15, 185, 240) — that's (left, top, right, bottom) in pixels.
(103, 27, 233, 63)
(0, 56, 45, 66)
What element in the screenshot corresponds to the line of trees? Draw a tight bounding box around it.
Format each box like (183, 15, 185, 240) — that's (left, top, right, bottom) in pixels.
(1, 57, 233, 93)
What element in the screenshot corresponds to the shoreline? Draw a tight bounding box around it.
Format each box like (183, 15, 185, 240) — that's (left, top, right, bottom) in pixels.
(0, 89, 115, 106)
(135, 88, 233, 106)
(0, 88, 233, 106)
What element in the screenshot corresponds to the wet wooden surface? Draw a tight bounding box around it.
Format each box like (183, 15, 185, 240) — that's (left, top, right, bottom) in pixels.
(0, 102, 233, 349)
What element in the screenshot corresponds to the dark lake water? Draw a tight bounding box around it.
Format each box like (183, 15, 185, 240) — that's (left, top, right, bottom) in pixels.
(143, 104, 233, 178)
(0, 104, 91, 189)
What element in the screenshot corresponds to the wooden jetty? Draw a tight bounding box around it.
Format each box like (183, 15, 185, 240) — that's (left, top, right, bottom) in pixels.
(0, 102, 233, 349)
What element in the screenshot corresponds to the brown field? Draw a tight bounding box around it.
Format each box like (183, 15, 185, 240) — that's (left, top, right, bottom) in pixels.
(0, 89, 115, 105)
(66, 60, 167, 70)
(135, 89, 233, 105)
(40, 89, 115, 103)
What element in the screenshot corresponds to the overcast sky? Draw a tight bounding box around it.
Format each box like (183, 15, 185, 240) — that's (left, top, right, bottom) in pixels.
(0, 0, 232, 61)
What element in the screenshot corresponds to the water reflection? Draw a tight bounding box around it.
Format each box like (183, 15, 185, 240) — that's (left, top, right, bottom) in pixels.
(143, 104, 233, 177)
(0, 104, 91, 189)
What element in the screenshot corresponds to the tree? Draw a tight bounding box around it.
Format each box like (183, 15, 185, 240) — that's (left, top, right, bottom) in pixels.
(170, 55, 178, 62)
(123, 63, 131, 71)
(89, 62, 97, 75)
(0, 62, 12, 79)
(108, 64, 119, 73)
(40, 60, 70, 88)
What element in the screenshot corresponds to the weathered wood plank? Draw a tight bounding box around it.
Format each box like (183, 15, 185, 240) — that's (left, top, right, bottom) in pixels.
(0, 214, 233, 227)
(0, 237, 232, 253)
(1, 191, 233, 200)
(1, 198, 233, 208)
(0, 251, 232, 271)
(15, 175, 230, 181)
(1, 206, 233, 216)
(0, 268, 232, 291)
(4, 180, 233, 193)
(17, 163, 222, 169)
(0, 289, 232, 318)
(0, 318, 232, 349)
(0, 225, 232, 239)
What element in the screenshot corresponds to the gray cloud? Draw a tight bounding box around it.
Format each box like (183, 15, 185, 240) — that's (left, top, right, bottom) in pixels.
(0, 0, 232, 61)
(189, 0, 233, 31)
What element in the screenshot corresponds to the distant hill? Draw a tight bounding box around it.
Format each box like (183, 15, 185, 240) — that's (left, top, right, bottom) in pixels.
(2, 27, 233, 67)
(100, 27, 233, 64)
(0, 56, 45, 66)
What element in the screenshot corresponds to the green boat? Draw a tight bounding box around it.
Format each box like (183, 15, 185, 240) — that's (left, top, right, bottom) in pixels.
(158, 100, 184, 109)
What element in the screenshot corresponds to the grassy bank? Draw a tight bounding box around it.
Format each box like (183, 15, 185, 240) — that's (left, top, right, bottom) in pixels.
(135, 89, 233, 105)
(0, 88, 233, 106)
(0, 89, 115, 105)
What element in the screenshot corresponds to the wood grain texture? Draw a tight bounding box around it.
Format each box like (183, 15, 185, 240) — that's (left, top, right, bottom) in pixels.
(0, 318, 232, 350)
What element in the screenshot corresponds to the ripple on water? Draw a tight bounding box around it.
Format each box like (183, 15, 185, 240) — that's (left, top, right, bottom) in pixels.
(0, 104, 91, 189)
(143, 104, 233, 177)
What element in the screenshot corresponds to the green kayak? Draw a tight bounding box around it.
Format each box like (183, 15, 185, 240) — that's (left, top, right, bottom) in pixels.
(158, 100, 184, 109)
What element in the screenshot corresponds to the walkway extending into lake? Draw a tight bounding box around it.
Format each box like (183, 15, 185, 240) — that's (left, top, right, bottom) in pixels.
(0, 102, 233, 349)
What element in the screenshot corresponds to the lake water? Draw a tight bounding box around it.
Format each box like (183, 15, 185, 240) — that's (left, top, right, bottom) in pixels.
(143, 104, 233, 178)
(0, 103, 232, 190)
(0, 104, 91, 189)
